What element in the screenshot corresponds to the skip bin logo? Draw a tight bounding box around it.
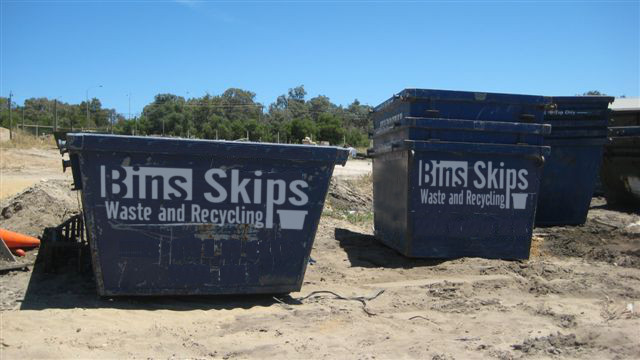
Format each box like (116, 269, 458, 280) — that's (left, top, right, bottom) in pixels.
(417, 160, 530, 210)
(100, 165, 309, 230)
(100, 166, 193, 200)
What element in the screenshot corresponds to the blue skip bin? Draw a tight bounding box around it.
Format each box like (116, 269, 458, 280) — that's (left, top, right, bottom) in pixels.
(535, 96, 613, 226)
(372, 88, 551, 129)
(372, 140, 550, 259)
(62, 134, 348, 296)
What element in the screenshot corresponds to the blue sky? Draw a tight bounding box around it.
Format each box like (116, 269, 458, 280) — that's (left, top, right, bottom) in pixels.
(1, 0, 639, 115)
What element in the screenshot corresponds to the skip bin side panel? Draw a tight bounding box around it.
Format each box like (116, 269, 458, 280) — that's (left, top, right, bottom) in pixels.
(75, 148, 335, 295)
(373, 150, 410, 255)
(406, 98, 546, 124)
(535, 144, 604, 226)
(76, 154, 108, 296)
(407, 147, 543, 259)
(292, 175, 334, 291)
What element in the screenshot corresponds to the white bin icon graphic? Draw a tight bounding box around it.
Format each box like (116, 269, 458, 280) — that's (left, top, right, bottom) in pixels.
(511, 193, 528, 210)
(277, 210, 308, 230)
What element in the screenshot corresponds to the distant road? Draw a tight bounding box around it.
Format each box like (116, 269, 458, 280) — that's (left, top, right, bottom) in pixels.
(332, 159, 372, 179)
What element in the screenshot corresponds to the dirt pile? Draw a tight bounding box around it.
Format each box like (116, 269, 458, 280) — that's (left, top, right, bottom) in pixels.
(512, 332, 586, 356)
(0, 179, 80, 237)
(536, 198, 640, 268)
(326, 176, 372, 212)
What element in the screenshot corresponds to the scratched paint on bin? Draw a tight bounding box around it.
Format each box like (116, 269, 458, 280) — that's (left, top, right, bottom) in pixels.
(409, 149, 544, 259)
(65, 134, 348, 296)
(373, 141, 549, 260)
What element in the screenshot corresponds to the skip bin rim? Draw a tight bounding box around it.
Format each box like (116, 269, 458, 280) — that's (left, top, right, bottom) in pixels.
(551, 96, 615, 104)
(544, 119, 609, 128)
(608, 126, 640, 137)
(545, 128, 609, 138)
(374, 88, 552, 113)
(543, 137, 609, 146)
(65, 133, 349, 165)
(370, 139, 551, 158)
(373, 117, 552, 137)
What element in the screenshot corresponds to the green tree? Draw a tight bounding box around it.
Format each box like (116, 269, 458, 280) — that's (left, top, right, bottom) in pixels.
(2, 86, 372, 144)
(290, 117, 316, 143)
(316, 113, 345, 145)
(583, 90, 606, 96)
(308, 95, 334, 122)
(345, 128, 369, 147)
(141, 94, 188, 136)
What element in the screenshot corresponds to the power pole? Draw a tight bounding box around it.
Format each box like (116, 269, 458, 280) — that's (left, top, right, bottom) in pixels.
(8, 91, 12, 139)
(86, 85, 103, 128)
(86, 89, 90, 125)
(54, 99, 58, 132)
(128, 92, 132, 135)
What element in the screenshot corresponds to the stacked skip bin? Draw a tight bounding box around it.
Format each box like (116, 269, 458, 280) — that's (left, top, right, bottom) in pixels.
(535, 96, 614, 226)
(601, 101, 640, 210)
(370, 89, 552, 260)
(601, 125, 640, 209)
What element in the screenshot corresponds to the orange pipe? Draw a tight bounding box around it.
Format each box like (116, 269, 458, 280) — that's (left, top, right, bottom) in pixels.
(0, 228, 40, 249)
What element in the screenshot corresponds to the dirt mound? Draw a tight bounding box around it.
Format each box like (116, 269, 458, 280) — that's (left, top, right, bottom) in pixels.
(512, 332, 586, 356)
(536, 198, 640, 268)
(326, 176, 372, 212)
(0, 179, 80, 237)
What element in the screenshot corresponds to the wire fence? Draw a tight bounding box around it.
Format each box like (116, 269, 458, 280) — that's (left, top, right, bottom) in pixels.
(15, 124, 111, 137)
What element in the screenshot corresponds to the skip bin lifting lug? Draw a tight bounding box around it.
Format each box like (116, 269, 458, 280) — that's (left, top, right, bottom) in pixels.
(62, 159, 71, 172)
(519, 114, 536, 122)
(534, 155, 545, 167)
(57, 139, 68, 154)
(424, 110, 440, 118)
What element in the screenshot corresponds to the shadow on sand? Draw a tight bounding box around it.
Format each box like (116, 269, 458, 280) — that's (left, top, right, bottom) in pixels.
(20, 242, 299, 311)
(334, 228, 446, 269)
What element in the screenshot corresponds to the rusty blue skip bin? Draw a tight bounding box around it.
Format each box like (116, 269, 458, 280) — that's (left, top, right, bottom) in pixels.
(62, 134, 349, 296)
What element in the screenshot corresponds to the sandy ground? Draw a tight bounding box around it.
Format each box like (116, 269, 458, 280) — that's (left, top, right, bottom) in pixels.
(1, 148, 639, 359)
(0, 147, 71, 199)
